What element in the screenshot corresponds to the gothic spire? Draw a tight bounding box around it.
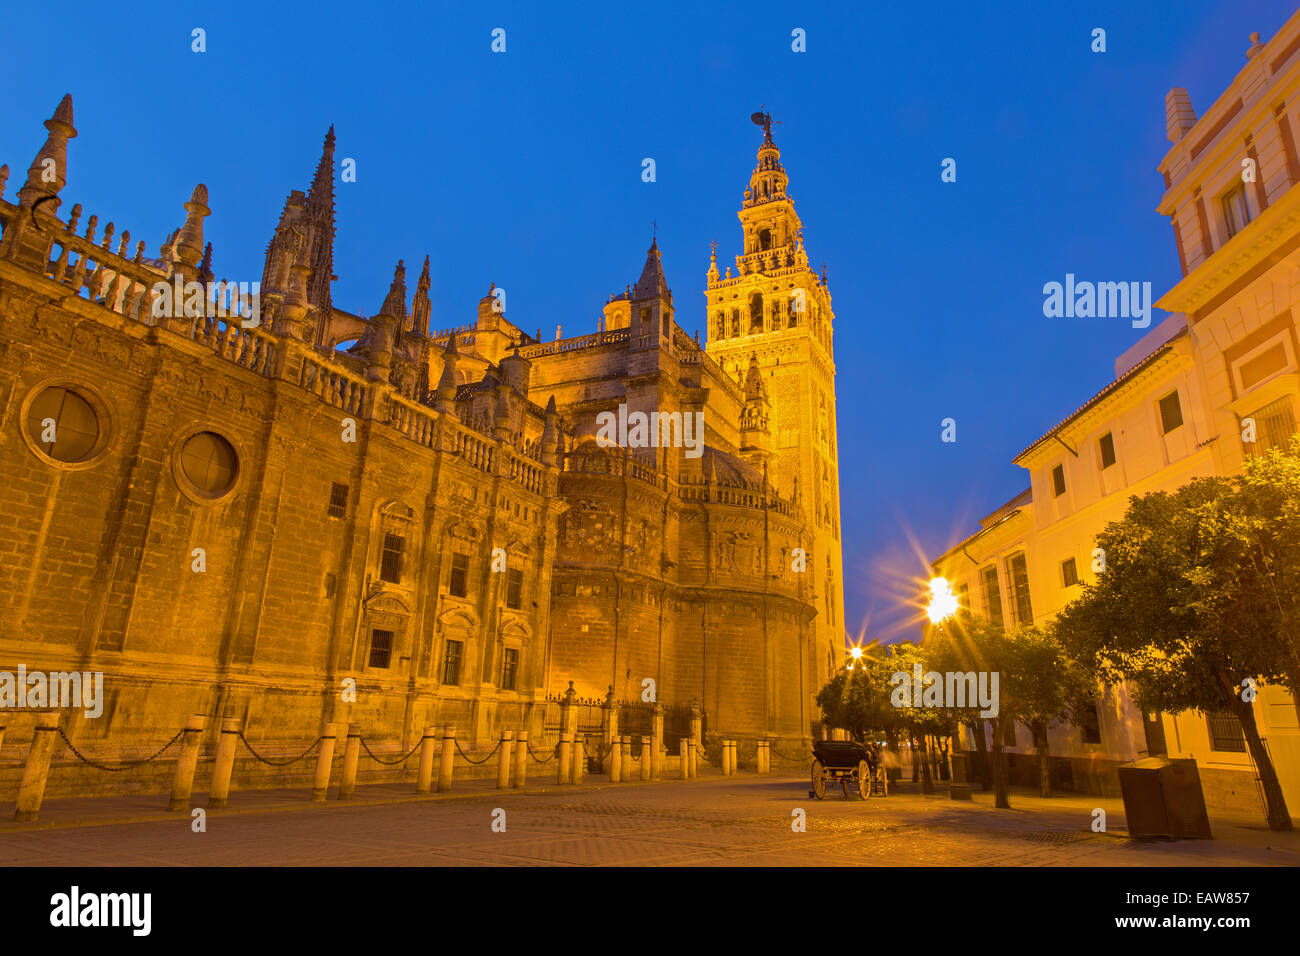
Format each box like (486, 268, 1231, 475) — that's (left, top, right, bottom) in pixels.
(378, 259, 407, 319)
(633, 236, 669, 299)
(411, 254, 431, 335)
(305, 125, 336, 320)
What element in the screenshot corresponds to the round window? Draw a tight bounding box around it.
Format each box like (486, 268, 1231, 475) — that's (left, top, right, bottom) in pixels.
(25, 386, 100, 462)
(179, 431, 238, 498)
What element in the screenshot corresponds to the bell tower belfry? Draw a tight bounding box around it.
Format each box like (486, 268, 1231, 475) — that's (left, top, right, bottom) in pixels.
(705, 114, 846, 717)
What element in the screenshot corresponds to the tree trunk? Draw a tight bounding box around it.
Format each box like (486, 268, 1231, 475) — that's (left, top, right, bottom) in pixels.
(910, 725, 920, 783)
(1232, 693, 1294, 831)
(919, 730, 935, 794)
(1033, 720, 1051, 798)
(937, 735, 950, 781)
(991, 718, 1010, 809)
(970, 719, 991, 790)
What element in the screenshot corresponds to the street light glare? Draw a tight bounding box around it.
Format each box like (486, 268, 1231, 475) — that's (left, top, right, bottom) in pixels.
(849, 646, 863, 659)
(926, 576, 959, 624)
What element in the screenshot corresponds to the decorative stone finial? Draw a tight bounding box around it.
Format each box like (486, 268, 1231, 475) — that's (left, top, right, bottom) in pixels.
(18, 94, 77, 214)
(173, 184, 210, 269)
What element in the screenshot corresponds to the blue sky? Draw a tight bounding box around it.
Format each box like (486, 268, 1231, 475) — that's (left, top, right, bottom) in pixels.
(2, 0, 1295, 644)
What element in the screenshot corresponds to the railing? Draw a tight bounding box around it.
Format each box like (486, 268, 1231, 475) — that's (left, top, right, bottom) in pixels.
(504, 449, 544, 494)
(562, 447, 667, 490)
(386, 393, 438, 449)
(300, 352, 368, 415)
(451, 423, 495, 473)
(20, 203, 166, 323)
(678, 478, 798, 516)
(517, 327, 628, 359)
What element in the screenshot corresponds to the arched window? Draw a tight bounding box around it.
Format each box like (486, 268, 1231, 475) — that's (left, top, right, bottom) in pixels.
(759, 229, 772, 251)
(749, 293, 763, 333)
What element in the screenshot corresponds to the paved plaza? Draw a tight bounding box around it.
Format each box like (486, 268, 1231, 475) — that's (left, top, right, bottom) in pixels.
(2, 774, 1297, 866)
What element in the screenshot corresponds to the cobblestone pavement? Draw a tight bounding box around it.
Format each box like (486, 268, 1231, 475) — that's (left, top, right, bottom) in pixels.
(3, 776, 1297, 866)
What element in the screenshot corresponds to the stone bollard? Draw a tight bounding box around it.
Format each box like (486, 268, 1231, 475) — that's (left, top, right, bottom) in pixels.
(722, 740, 732, 776)
(758, 739, 769, 775)
(312, 722, 341, 803)
(416, 724, 439, 794)
(13, 712, 61, 823)
(438, 727, 456, 793)
(679, 739, 689, 780)
(729, 740, 738, 775)
(513, 730, 528, 789)
(497, 731, 513, 790)
(557, 732, 572, 785)
(689, 737, 698, 779)
(338, 725, 361, 800)
(207, 717, 241, 810)
(640, 737, 651, 781)
(620, 736, 631, 778)
(609, 734, 622, 783)
(571, 734, 584, 785)
(168, 715, 207, 811)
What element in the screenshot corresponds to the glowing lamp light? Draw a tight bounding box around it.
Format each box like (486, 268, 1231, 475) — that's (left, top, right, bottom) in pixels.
(926, 577, 959, 624)
(849, 646, 863, 660)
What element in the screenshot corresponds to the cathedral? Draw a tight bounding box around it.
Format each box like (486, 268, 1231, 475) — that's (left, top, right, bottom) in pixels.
(0, 96, 845, 789)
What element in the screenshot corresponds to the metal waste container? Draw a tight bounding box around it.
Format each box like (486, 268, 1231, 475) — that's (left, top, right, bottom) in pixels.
(1117, 756, 1213, 839)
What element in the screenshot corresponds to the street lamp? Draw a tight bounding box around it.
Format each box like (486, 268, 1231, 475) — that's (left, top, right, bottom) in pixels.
(925, 576, 971, 800)
(926, 577, 958, 625)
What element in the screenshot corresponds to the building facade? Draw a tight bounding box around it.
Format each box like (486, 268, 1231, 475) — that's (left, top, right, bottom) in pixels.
(0, 101, 843, 792)
(933, 15, 1300, 813)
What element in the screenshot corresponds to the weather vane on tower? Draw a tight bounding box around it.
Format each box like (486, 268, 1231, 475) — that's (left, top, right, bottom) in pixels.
(750, 108, 780, 138)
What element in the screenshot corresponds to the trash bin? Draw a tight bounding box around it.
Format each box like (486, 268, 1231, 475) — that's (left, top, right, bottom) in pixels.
(1117, 757, 1213, 840)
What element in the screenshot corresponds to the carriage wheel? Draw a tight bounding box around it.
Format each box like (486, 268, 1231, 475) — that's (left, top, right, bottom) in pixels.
(856, 760, 872, 800)
(811, 759, 827, 800)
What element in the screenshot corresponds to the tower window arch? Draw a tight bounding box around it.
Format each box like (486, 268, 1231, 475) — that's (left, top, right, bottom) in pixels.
(749, 293, 764, 333)
(759, 228, 772, 251)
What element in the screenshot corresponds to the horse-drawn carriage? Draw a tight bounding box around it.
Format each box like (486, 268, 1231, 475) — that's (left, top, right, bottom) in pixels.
(809, 740, 889, 800)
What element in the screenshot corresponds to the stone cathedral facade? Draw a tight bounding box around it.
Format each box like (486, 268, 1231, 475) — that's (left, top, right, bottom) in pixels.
(0, 96, 845, 787)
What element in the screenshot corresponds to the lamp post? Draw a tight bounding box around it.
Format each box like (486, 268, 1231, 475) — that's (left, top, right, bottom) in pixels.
(926, 577, 970, 800)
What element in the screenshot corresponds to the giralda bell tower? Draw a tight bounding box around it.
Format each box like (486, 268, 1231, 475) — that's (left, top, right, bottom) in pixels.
(704, 113, 846, 715)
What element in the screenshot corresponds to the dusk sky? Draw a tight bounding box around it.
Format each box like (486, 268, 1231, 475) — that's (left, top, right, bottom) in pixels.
(2, 0, 1295, 646)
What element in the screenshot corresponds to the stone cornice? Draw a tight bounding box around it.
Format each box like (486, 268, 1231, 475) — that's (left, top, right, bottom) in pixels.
(1156, 181, 1300, 317)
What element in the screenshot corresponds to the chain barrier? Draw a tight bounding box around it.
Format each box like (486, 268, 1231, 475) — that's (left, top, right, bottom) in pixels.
(358, 735, 423, 766)
(526, 742, 556, 764)
(769, 743, 810, 763)
(238, 732, 324, 767)
(454, 738, 502, 765)
(55, 726, 185, 772)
